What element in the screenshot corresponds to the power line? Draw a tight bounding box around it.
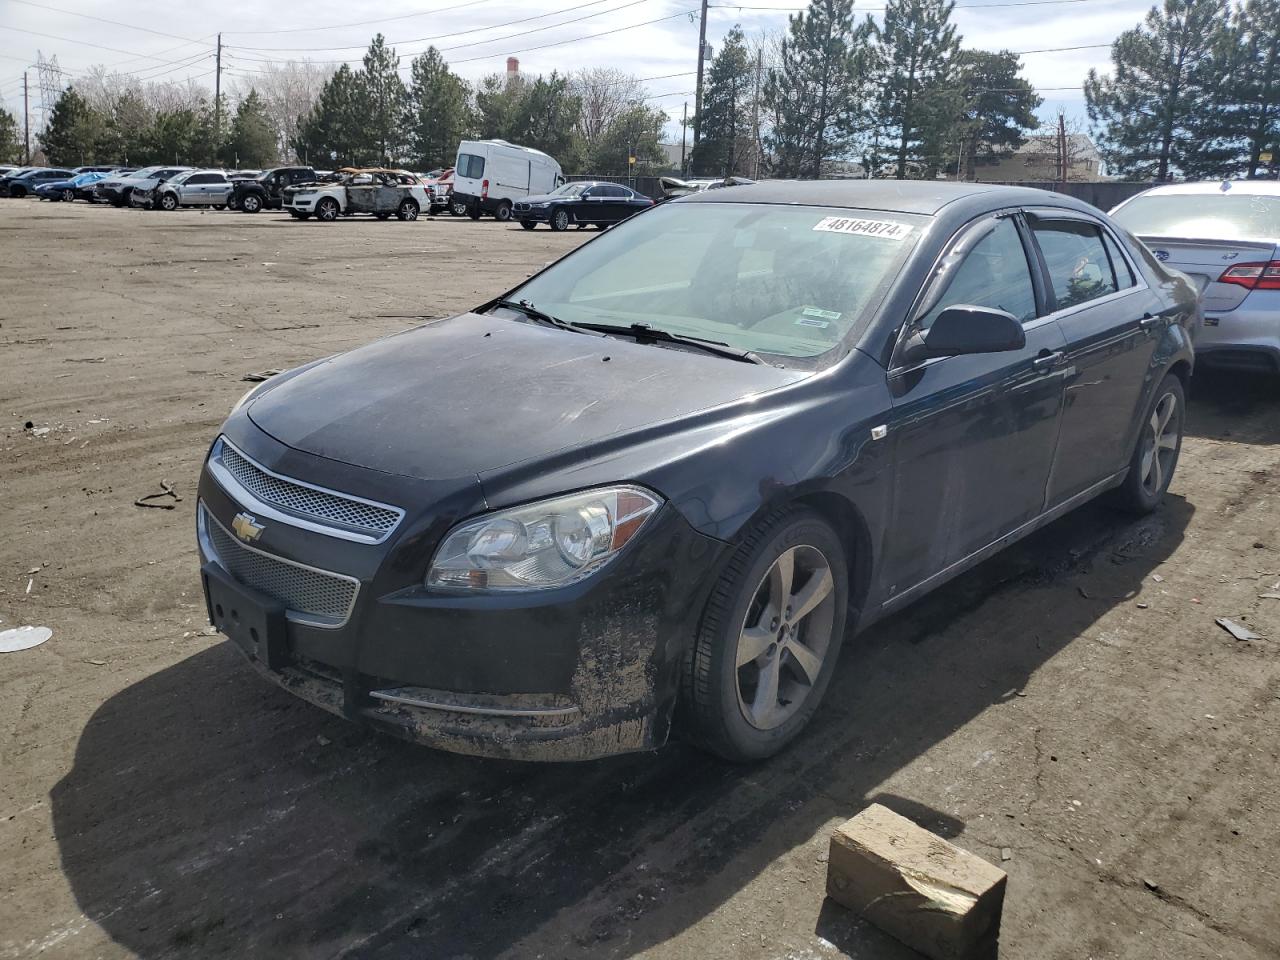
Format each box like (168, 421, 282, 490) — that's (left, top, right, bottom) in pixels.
(451, 8, 696, 64)
(222, 0, 499, 36)
(230, 0, 634, 53)
(4, 0, 204, 44)
(709, 0, 1105, 8)
(0, 24, 213, 64)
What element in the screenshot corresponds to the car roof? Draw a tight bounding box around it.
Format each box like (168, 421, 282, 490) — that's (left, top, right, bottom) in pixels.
(1125, 180, 1280, 198)
(680, 179, 1098, 216)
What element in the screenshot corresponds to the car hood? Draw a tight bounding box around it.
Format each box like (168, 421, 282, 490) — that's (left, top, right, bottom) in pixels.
(246, 312, 807, 481)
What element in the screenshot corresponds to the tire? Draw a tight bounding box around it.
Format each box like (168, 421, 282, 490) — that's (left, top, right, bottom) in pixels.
(467, 202, 481, 220)
(450, 198, 468, 217)
(1112, 372, 1185, 514)
(375, 212, 392, 220)
(550, 207, 571, 231)
(396, 199, 419, 221)
(316, 197, 340, 222)
(213, 204, 225, 210)
(520, 219, 536, 230)
(158, 192, 178, 211)
(681, 508, 848, 761)
(288, 210, 303, 219)
(62, 188, 75, 202)
(494, 200, 512, 222)
(295, 213, 311, 220)
(11, 185, 26, 198)
(241, 193, 263, 214)
(227, 195, 240, 211)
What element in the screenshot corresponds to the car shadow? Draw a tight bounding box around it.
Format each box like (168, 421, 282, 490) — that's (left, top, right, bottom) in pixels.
(1186, 366, 1280, 444)
(50, 496, 1191, 959)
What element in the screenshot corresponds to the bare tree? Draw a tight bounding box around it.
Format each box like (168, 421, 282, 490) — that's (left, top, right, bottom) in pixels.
(1020, 116, 1102, 181)
(232, 60, 334, 160)
(570, 68, 644, 156)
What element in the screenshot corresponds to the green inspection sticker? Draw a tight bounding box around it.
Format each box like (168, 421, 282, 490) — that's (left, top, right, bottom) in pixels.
(802, 306, 842, 321)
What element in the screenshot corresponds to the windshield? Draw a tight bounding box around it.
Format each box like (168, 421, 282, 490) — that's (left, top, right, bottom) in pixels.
(168, 171, 195, 184)
(130, 166, 162, 179)
(507, 201, 924, 363)
(1113, 192, 1280, 241)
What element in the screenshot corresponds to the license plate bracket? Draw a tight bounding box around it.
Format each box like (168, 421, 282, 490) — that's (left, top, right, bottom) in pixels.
(202, 562, 289, 670)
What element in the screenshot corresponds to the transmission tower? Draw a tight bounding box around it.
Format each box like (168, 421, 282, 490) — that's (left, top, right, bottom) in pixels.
(36, 51, 63, 134)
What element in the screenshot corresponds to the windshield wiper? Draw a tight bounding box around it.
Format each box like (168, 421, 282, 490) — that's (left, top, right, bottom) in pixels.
(492, 298, 597, 335)
(570, 321, 765, 365)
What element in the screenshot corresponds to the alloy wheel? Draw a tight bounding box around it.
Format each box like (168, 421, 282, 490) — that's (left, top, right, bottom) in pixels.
(62, 188, 75, 202)
(734, 544, 836, 731)
(1139, 389, 1180, 496)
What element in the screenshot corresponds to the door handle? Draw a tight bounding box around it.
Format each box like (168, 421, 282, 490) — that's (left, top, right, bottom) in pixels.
(1032, 350, 1066, 371)
(1139, 313, 1162, 331)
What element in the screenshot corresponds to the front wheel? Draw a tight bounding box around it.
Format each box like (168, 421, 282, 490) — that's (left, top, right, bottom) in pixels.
(397, 199, 419, 221)
(681, 508, 848, 761)
(316, 198, 340, 222)
(520, 219, 536, 230)
(550, 207, 571, 231)
(241, 194, 262, 213)
(1113, 373, 1185, 513)
(62, 188, 75, 202)
(450, 198, 467, 216)
(158, 193, 178, 211)
(494, 200, 512, 222)
(212, 204, 225, 211)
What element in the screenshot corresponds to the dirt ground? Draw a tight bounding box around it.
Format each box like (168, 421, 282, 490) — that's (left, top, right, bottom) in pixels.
(1, 198, 1278, 960)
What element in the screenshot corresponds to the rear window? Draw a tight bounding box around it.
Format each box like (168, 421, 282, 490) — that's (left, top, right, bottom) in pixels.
(1032, 220, 1119, 310)
(1112, 193, 1280, 241)
(457, 153, 485, 179)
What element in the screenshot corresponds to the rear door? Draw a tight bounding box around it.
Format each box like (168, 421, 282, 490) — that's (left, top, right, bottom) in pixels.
(1026, 211, 1163, 506)
(883, 213, 1068, 600)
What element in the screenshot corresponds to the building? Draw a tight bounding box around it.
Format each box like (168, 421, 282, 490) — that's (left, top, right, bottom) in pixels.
(969, 132, 1105, 183)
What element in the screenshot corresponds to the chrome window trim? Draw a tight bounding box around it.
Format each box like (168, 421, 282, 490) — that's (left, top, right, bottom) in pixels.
(209, 436, 404, 545)
(198, 503, 360, 628)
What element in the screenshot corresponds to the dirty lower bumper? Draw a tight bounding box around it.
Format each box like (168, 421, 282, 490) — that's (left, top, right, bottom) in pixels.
(196, 423, 725, 761)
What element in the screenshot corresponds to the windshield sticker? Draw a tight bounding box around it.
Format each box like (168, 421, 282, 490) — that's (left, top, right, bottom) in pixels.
(802, 306, 842, 321)
(813, 216, 911, 240)
(796, 317, 830, 328)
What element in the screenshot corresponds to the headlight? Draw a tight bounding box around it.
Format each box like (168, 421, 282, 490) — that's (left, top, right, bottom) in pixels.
(427, 486, 662, 591)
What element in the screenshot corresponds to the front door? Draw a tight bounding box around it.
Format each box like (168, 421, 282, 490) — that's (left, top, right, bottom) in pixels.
(1026, 213, 1163, 505)
(882, 214, 1068, 602)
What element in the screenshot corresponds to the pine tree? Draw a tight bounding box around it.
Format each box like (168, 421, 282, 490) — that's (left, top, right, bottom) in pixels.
(293, 64, 365, 167)
(0, 108, 20, 163)
(144, 108, 201, 165)
(475, 72, 527, 140)
(764, 0, 870, 178)
(1084, 0, 1231, 181)
(222, 90, 277, 167)
(41, 88, 105, 166)
(691, 26, 754, 177)
(405, 47, 473, 170)
(359, 34, 408, 165)
(950, 50, 1042, 179)
(870, 0, 961, 179)
(1222, 0, 1280, 177)
(96, 90, 152, 164)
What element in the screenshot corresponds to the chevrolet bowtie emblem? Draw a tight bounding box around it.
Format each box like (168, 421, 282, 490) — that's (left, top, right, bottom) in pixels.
(232, 512, 265, 543)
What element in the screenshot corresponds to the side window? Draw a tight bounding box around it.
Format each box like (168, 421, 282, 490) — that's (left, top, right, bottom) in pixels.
(1032, 219, 1119, 310)
(190, 174, 215, 184)
(920, 218, 1037, 328)
(1101, 230, 1136, 289)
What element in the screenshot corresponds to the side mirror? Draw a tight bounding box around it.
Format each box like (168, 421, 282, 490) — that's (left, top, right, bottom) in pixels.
(901, 305, 1025, 365)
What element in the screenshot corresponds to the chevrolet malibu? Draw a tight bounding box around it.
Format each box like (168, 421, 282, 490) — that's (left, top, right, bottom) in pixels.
(198, 182, 1197, 762)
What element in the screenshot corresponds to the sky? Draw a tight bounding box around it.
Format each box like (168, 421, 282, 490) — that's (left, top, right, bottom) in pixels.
(0, 0, 1158, 152)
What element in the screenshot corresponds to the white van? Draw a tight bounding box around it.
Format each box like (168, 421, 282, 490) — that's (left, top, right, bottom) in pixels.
(452, 139, 564, 221)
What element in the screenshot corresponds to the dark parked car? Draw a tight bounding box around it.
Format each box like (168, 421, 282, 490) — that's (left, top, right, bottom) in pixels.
(230, 166, 317, 212)
(515, 180, 653, 230)
(1, 167, 75, 197)
(34, 170, 113, 201)
(198, 182, 1196, 762)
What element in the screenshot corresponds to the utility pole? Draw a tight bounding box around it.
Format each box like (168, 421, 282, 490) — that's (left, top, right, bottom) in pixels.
(1056, 111, 1066, 187)
(22, 73, 29, 164)
(751, 47, 762, 179)
(693, 0, 709, 152)
(214, 33, 223, 140)
(680, 101, 688, 177)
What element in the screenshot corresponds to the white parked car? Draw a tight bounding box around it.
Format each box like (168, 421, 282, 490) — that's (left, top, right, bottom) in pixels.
(141, 169, 234, 210)
(451, 139, 564, 222)
(1111, 180, 1280, 375)
(283, 168, 429, 222)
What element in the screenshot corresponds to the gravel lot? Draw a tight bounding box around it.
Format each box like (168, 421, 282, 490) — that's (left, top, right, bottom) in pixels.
(2, 198, 1279, 960)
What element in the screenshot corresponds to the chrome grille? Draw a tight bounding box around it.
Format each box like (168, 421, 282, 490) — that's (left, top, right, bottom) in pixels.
(202, 506, 359, 625)
(215, 438, 402, 540)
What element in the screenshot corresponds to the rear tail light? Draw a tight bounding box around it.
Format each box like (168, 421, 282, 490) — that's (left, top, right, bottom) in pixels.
(1217, 261, 1280, 290)
(481, 178, 489, 199)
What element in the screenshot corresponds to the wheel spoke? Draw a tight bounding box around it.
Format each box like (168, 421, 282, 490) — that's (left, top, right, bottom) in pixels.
(770, 549, 795, 608)
(1149, 409, 1161, 443)
(751, 655, 782, 726)
(1157, 394, 1176, 433)
(737, 624, 774, 667)
(786, 640, 823, 686)
(790, 567, 833, 622)
(1158, 432, 1178, 451)
(1140, 446, 1155, 485)
(1151, 445, 1164, 492)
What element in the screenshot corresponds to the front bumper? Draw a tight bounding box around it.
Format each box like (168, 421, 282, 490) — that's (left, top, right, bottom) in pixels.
(285, 194, 319, 211)
(129, 189, 153, 208)
(196, 422, 723, 760)
(513, 204, 552, 222)
(1200, 298, 1280, 373)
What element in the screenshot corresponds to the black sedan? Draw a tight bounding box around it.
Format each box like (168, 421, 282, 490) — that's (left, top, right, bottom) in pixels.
(514, 181, 653, 230)
(198, 181, 1196, 762)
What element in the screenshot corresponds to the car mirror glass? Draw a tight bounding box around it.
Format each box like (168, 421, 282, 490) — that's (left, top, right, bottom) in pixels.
(901, 305, 1025, 365)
